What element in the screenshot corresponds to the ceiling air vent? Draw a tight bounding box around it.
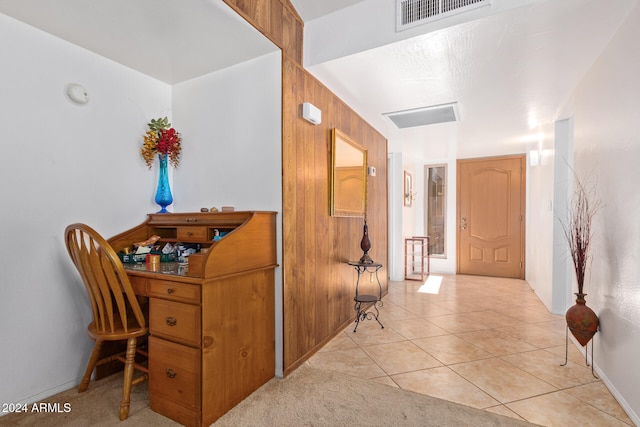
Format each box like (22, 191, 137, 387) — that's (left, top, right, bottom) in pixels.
(397, 0, 490, 31)
(383, 102, 459, 129)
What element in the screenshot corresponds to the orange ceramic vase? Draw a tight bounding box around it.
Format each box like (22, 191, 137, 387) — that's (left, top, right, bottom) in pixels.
(565, 293, 599, 346)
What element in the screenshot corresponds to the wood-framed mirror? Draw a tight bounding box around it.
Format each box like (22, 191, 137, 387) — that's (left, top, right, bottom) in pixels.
(331, 128, 367, 217)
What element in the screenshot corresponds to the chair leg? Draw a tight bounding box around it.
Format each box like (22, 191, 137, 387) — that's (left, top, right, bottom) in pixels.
(119, 337, 137, 421)
(78, 340, 103, 393)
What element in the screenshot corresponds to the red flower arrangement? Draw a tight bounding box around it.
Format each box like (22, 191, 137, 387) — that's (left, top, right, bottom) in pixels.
(141, 117, 182, 169)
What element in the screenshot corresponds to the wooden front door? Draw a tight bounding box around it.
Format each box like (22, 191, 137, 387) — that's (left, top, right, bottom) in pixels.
(457, 155, 525, 279)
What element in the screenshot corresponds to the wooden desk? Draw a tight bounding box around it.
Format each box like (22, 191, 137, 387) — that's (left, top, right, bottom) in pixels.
(109, 211, 277, 427)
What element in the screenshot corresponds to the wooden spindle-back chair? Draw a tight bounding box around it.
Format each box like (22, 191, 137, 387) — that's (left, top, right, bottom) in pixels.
(64, 223, 148, 421)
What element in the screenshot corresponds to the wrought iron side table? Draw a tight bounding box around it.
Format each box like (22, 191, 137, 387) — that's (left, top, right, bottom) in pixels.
(348, 261, 384, 332)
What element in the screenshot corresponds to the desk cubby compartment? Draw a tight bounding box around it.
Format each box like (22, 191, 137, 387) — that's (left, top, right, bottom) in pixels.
(149, 227, 178, 240)
(146, 226, 234, 244)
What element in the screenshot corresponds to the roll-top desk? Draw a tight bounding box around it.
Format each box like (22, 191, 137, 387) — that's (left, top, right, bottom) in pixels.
(108, 211, 277, 427)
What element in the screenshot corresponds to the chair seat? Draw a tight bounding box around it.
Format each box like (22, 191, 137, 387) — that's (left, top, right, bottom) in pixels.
(87, 309, 148, 341)
(87, 321, 148, 342)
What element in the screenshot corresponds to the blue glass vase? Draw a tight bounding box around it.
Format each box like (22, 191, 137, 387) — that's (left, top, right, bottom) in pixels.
(155, 154, 173, 213)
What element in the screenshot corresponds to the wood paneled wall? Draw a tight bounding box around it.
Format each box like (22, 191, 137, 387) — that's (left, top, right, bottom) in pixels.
(224, 0, 388, 375)
(224, 0, 303, 63)
(281, 58, 388, 373)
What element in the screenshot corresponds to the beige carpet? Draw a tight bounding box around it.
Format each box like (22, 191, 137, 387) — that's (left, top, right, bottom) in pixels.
(1, 364, 538, 426)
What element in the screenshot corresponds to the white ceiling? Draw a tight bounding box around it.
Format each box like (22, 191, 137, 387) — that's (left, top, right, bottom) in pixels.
(0, 0, 278, 84)
(2, 0, 637, 159)
(296, 0, 639, 158)
(289, 0, 365, 21)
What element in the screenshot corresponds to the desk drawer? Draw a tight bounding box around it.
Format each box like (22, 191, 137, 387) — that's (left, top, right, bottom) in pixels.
(149, 336, 200, 410)
(149, 279, 200, 304)
(177, 226, 208, 241)
(150, 298, 201, 347)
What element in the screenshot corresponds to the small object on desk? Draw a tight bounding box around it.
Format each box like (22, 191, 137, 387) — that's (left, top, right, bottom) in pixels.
(210, 206, 219, 212)
(134, 235, 161, 247)
(221, 206, 235, 212)
(200, 207, 209, 212)
(177, 243, 199, 263)
(135, 246, 152, 255)
(118, 252, 148, 264)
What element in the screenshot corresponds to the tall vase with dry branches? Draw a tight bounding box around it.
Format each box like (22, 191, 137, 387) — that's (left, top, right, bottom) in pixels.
(562, 175, 601, 346)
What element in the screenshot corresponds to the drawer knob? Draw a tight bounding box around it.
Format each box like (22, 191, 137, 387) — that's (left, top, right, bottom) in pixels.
(166, 368, 177, 379)
(166, 288, 174, 294)
(165, 316, 177, 326)
(187, 232, 193, 236)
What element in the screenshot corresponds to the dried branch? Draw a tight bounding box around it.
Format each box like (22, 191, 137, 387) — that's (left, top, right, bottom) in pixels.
(561, 175, 601, 294)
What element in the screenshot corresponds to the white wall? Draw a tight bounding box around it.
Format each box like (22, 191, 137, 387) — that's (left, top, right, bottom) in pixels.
(528, 2, 640, 422)
(525, 121, 557, 311)
(550, 118, 574, 314)
(0, 14, 170, 406)
(387, 153, 404, 281)
(171, 53, 282, 214)
(171, 52, 284, 376)
(571, 1, 640, 421)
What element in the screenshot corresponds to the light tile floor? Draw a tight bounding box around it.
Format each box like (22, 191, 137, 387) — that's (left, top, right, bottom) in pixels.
(307, 274, 633, 426)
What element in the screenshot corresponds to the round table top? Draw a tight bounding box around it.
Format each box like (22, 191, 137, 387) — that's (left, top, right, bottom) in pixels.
(347, 261, 383, 268)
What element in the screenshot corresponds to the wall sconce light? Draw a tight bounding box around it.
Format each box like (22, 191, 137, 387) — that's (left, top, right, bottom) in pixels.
(404, 191, 417, 202)
(529, 149, 540, 167)
(302, 102, 321, 125)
